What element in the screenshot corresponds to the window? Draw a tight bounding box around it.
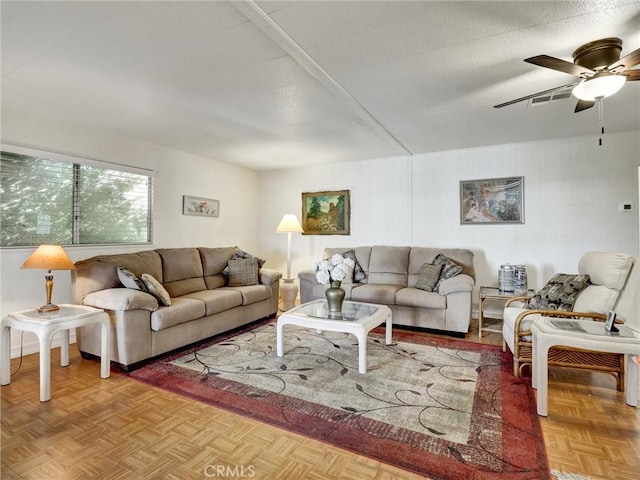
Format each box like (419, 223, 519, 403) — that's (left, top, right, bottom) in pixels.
(1, 145, 153, 247)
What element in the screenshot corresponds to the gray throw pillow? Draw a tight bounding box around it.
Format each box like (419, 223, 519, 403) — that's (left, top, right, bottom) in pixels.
(141, 273, 172, 306)
(415, 263, 443, 292)
(341, 249, 367, 283)
(228, 258, 259, 287)
(222, 250, 266, 278)
(117, 266, 146, 291)
(526, 273, 590, 311)
(433, 254, 463, 290)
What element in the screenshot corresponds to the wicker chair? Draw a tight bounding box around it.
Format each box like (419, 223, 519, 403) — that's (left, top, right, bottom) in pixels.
(502, 252, 637, 391)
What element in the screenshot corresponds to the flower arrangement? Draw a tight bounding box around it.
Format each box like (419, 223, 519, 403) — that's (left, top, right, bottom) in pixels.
(313, 253, 355, 285)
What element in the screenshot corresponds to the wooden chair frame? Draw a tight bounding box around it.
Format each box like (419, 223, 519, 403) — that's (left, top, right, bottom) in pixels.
(505, 297, 625, 391)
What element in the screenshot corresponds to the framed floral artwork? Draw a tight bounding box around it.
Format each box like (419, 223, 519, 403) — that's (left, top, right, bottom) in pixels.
(302, 190, 350, 235)
(460, 177, 524, 224)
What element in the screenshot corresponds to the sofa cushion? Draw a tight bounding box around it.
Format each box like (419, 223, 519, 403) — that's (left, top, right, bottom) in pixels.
(367, 246, 410, 286)
(199, 247, 236, 289)
(228, 258, 259, 286)
(150, 297, 206, 331)
(350, 284, 403, 304)
(415, 263, 443, 292)
(229, 285, 272, 305)
(433, 254, 463, 289)
(141, 273, 172, 306)
(527, 273, 590, 311)
(157, 248, 207, 297)
(117, 266, 146, 291)
(396, 288, 447, 309)
(182, 289, 243, 315)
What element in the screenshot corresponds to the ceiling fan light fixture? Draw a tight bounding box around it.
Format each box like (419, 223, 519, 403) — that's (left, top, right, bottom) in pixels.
(572, 74, 626, 101)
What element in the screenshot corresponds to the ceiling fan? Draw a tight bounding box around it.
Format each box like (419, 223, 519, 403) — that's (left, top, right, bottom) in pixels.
(494, 37, 640, 112)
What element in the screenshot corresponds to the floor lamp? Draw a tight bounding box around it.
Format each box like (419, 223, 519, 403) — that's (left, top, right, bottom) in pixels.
(276, 214, 304, 311)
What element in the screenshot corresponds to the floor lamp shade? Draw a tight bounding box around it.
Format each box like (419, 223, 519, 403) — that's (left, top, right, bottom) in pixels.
(21, 245, 75, 313)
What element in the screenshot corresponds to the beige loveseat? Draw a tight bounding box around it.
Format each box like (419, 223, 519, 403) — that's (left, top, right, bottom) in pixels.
(298, 246, 475, 336)
(72, 247, 281, 370)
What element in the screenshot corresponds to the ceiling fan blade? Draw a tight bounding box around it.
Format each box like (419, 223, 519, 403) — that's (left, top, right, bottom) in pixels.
(524, 55, 594, 77)
(620, 69, 640, 81)
(574, 99, 595, 113)
(608, 47, 640, 71)
(493, 82, 579, 108)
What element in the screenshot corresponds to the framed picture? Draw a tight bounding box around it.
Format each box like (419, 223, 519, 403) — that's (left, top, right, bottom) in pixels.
(301, 190, 350, 235)
(460, 176, 524, 224)
(604, 311, 619, 333)
(182, 195, 219, 217)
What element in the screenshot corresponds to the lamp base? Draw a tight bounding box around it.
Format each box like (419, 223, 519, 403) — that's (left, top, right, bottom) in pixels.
(37, 303, 60, 313)
(280, 279, 298, 312)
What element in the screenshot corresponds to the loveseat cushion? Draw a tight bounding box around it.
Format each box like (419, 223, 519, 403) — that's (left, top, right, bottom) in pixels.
(350, 284, 403, 304)
(367, 246, 410, 286)
(181, 289, 243, 315)
(150, 297, 206, 331)
(396, 288, 447, 309)
(157, 248, 207, 297)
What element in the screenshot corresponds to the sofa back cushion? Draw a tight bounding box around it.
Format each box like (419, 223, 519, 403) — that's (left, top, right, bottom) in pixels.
(199, 247, 236, 289)
(157, 248, 206, 297)
(367, 246, 410, 286)
(72, 250, 162, 303)
(407, 248, 475, 288)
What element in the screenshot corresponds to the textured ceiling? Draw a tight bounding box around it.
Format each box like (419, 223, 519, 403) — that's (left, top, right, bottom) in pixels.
(2, 1, 639, 170)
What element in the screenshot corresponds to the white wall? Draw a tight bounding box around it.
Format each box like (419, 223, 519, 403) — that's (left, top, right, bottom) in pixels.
(260, 131, 640, 302)
(1, 112, 261, 355)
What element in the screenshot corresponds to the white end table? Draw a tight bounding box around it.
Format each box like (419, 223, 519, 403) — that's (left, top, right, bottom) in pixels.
(277, 299, 392, 374)
(531, 318, 640, 416)
(1, 304, 110, 402)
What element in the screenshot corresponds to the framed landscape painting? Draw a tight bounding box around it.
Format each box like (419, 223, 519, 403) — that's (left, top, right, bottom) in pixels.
(183, 195, 219, 217)
(302, 190, 350, 235)
(460, 177, 524, 224)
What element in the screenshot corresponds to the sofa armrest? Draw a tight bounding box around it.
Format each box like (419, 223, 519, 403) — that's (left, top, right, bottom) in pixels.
(259, 268, 282, 285)
(82, 288, 159, 312)
(438, 274, 474, 296)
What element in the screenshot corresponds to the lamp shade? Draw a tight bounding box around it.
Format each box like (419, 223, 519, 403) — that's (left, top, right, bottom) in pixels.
(276, 214, 304, 233)
(572, 74, 626, 101)
(21, 245, 75, 271)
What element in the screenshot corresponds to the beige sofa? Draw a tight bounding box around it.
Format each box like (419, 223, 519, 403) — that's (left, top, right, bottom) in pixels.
(298, 246, 475, 336)
(72, 247, 281, 370)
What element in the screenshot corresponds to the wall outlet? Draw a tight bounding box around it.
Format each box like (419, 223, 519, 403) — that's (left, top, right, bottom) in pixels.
(618, 202, 634, 212)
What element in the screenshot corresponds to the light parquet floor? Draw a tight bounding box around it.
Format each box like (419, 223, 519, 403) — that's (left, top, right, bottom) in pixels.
(1, 317, 638, 480)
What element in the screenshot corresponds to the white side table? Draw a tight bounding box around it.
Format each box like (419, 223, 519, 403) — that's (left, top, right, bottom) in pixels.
(531, 318, 640, 416)
(1, 304, 110, 402)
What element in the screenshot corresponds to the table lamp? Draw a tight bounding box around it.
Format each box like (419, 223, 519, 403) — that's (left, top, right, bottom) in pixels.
(276, 214, 304, 311)
(21, 244, 75, 313)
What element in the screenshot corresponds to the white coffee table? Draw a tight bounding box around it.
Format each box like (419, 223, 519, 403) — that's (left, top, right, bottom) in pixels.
(531, 318, 640, 416)
(277, 299, 392, 373)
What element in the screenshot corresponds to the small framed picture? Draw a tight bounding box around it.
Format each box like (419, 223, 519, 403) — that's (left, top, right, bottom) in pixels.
(604, 311, 619, 333)
(183, 195, 219, 217)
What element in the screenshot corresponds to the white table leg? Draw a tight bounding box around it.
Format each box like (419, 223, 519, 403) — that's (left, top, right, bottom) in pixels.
(1, 326, 11, 386)
(357, 330, 367, 374)
(625, 353, 638, 407)
(385, 313, 392, 345)
(537, 342, 550, 416)
(39, 332, 52, 402)
(276, 321, 284, 357)
(532, 329, 538, 390)
(60, 329, 70, 367)
(100, 318, 111, 379)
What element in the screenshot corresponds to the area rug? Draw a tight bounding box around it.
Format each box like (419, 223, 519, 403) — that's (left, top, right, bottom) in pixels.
(128, 321, 549, 479)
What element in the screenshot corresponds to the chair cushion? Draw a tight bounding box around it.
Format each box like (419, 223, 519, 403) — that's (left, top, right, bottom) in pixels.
(573, 285, 620, 314)
(415, 263, 443, 292)
(527, 273, 590, 311)
(578, 252, 633, 290)
(502, 307, 538, 353)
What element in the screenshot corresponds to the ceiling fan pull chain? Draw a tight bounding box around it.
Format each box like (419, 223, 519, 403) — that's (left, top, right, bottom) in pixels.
(598, 99, 605, 146)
